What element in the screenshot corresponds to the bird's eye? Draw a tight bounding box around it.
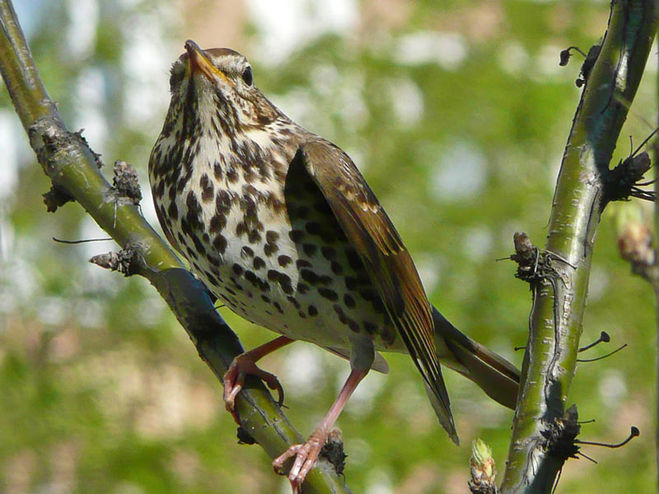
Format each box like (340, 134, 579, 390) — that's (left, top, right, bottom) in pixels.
(241, 67, 253, 86)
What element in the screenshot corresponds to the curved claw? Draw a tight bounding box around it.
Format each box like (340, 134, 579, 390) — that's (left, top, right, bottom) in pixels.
(222, 354, 284, 424)
(273, 433, 326, 493)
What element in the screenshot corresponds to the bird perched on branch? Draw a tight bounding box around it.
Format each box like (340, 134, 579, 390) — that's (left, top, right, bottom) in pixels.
(149, 40, 519, 493)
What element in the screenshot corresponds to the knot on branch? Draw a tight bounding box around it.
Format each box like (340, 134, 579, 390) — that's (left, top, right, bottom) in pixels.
(42, 185, 74, 212)
(319, 429, 346, 477)
(606, 151, 654, 202)
(508, 232, 570, 286)
(541, 404, 581, 462)
(29, 118, 106, 212)
(111, 160, 142, 205)
(89, 241, 146, 276)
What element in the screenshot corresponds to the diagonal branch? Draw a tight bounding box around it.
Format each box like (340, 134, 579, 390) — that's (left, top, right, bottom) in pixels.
(500, 1, 657, 492)
(0, 1, 350, 492)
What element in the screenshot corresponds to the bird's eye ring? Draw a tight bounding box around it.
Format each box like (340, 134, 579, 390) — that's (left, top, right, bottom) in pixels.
(241, 67, 253, 86)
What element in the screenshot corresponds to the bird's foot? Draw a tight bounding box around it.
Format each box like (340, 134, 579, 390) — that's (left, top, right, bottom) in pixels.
(273, 430, 327, 494)
(223, 354, 284, 424)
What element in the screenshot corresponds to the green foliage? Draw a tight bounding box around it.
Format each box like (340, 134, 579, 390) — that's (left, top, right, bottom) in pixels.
(0, 1, 654, 493)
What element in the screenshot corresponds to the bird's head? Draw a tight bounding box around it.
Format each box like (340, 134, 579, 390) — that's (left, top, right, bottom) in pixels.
(163, 40, 280, 136)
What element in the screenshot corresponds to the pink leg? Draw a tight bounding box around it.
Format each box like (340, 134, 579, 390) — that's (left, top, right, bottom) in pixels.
(223, 336, 293, 424)
(272, 368, 368, 493)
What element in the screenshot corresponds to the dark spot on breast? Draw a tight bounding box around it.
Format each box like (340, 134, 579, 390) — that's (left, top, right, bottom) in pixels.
(303, 244, 317, 257)
(346, 248, 362, 270)
(226, 167, 239, 183)
(301, 269, 331, 286)
(232, 264, 244, 276)
(266, 231, 279, 243)
(296, 259, 312, 269)
(278, 255, 292, 267)
(215, 190, 232, 216)
(253, 256, 266, 270)
(244, 270, 260, 287)
(345, 277, 359, 290)
(321, 247, 336, 260)
(213, 234, 227, 253)
(344, 294, 356, 308)
(261, 294, 270, 303)
(286, 296, 301, 309)
(236, 221, 247, 236)
(318, 287, 338, 301)
(241, 246, 254, 258)
(185, 191, 202, 227)
(298, 311, 307, 319)
(191, 233, 207, 257)
(264, 242, 278, 256)
(209, 214, 226, 233)
(213, 160, 223, 180)
(273, 302, 284, 314)
(334, 304, 348, 324)
(206, 272, 221, 287)
(248, 230, 262, 244)
(186, 247, 199, 261)
(298, 283, 310, 294)
(289, 230, 304, 242)
(200, 174, 214, 202)
(267, 269, 294, 294)
(308, 305, 318, 316)
(348, 320, 360, 333)
(331, 261, 343, 275)
(167, 201, 179, 221)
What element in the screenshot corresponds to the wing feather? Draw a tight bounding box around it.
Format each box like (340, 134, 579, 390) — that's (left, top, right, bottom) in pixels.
(291, 140, 457, 441)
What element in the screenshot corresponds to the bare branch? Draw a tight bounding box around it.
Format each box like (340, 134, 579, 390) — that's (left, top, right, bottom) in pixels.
(500, 1, 657, 492)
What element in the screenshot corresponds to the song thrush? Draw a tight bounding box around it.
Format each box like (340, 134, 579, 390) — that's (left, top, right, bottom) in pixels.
(149, 40, 519, 492)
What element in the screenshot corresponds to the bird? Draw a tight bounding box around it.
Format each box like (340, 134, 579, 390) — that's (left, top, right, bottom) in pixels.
(149, 40, 520, 493)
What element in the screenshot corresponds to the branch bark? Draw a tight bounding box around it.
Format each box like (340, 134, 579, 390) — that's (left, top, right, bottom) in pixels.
(0, 1, 350, 492)
(500, 1, 657, 492)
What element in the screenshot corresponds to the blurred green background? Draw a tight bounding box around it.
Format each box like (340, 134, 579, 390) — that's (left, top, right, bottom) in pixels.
(0, 1, 656, 493)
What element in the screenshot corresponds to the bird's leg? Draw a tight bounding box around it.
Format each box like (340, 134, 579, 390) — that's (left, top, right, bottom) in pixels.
(273, 367, 368, 493)
(223, 335, 293, 423)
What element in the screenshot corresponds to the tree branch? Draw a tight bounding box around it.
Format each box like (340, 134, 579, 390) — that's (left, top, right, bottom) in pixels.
(0, 1, 350, 492)
(500, 1, 657, 492)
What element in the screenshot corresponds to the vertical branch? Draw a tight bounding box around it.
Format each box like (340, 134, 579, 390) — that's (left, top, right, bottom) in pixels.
(500, 1, 657, 492)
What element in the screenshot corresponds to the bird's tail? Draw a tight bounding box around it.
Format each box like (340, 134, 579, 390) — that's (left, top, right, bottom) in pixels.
(432, 306, 520, 410)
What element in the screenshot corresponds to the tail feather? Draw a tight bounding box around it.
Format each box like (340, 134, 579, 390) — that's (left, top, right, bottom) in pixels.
(423, 381, 460, 445)
(432, 306, 520, 410)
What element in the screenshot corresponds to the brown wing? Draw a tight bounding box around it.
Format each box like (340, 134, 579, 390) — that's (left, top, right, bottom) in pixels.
(292, 140, 457, 442)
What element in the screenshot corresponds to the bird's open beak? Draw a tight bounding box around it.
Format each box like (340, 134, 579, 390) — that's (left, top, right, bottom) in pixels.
(184, 40, 231, 84)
